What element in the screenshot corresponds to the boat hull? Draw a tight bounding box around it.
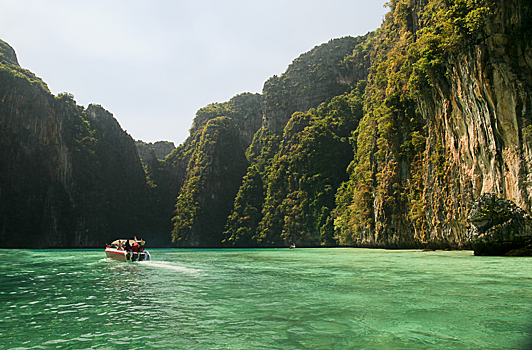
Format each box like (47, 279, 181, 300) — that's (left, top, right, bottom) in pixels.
(105, 248, 129, 262)
(104, 248, 150, 262)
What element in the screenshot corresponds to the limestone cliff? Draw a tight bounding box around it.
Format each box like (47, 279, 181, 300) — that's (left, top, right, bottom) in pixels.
(135, 140, 176, 165)
(419, 0, 532, 246)
(334, 0, 532, 249)
(172, 36, 372, 247)
(0, 40, 151, 248)
(0, 40, 19, 66)
(83, 104, 151, 240)
(4, 0, 531, 250)
(262, 35, 372, 133)
(189, 93, 262, 146)
(171, 117, 248, 246)
(188, 35, 372, 147)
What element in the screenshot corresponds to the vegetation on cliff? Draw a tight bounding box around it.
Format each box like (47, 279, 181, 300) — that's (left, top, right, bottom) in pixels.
(0, 40, 49, 92)
(189, 93, 263, 146)
(261, 35, 373, 133)
(135, 140, 175, 166)
(0, 42, 156, 247)
(222, 88, 364, 247)
(171, 117, 248, 246)
(333, 0, 532, 248)
(186, 0, 531, 248)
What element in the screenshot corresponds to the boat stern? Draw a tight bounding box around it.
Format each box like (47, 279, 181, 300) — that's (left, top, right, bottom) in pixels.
(105, 248, 128, 262)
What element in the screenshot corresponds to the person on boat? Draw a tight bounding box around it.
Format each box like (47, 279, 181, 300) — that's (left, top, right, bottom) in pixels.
(125, 240, 131, 252)
(132, 241, 139, 253)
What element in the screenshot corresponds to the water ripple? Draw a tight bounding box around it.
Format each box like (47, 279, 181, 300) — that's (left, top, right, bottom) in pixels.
(1, 249, 532, 349)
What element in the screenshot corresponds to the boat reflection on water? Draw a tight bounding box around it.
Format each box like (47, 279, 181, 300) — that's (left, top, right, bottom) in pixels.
(105, 238, 151, 262)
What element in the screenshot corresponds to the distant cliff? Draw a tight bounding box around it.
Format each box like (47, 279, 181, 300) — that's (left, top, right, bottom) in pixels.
(189, 93, 263, 146)
(262, 35, 373, 133)
(160, 36, 374, 247)
(171, 117, 248, 246)
(135, 140, 175, 165)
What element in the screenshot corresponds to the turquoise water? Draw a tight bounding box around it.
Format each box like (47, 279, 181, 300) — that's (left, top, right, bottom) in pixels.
(1, 249, 531, 349)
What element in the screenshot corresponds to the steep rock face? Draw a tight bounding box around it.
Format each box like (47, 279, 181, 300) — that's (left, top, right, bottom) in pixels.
(334, 0, 532, 249)
(170, 36, 372, 248)
(262, 35, 372, 133)
(0, 40, 19, 65)
(141, 148, 181, 247)
(165, 94, 264, 247)
(172, 117, 248, 247)
(135, 140, 176, 165)
(84, 105, 150, 240)
(223, 88, 363, 247)
(221, 128, 281, 247)
(257, 103, 357, 246)
(189, 93, 262, 146)
(419, 0, 532, 246)
(0, 41, 151, 248)
(5, 1, 530, 250)
(0, 51, 77, 247)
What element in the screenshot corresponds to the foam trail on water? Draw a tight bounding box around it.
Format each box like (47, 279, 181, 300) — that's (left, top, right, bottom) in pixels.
(140, 260, 204, 275)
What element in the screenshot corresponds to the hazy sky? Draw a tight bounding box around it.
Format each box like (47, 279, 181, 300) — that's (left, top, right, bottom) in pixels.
(0, 0, 388, 145)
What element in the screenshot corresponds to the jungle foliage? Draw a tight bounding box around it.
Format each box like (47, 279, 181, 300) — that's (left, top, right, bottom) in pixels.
(332, 0, 500, 246)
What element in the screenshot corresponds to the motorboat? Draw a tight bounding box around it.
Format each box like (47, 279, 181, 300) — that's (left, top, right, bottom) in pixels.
(105, 239, 151, 262)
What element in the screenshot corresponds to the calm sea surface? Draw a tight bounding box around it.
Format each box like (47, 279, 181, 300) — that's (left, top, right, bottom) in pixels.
(1, 248, 531, 349)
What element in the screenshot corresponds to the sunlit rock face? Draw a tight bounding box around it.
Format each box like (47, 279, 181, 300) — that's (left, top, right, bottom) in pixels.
(2, 1, 532, 250)
(189, 93, 263, 148)
(337, 0, 532, 250)
(418, 0, 532, 247)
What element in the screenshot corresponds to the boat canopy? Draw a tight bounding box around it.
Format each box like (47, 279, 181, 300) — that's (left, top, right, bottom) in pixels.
(110, 239, 145, 246)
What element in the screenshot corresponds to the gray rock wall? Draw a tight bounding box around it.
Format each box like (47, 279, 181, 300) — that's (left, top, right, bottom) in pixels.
(419, 0, 532, 246)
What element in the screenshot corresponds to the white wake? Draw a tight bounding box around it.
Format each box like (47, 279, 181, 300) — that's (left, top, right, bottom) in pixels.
(139, 260, 204, 275)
